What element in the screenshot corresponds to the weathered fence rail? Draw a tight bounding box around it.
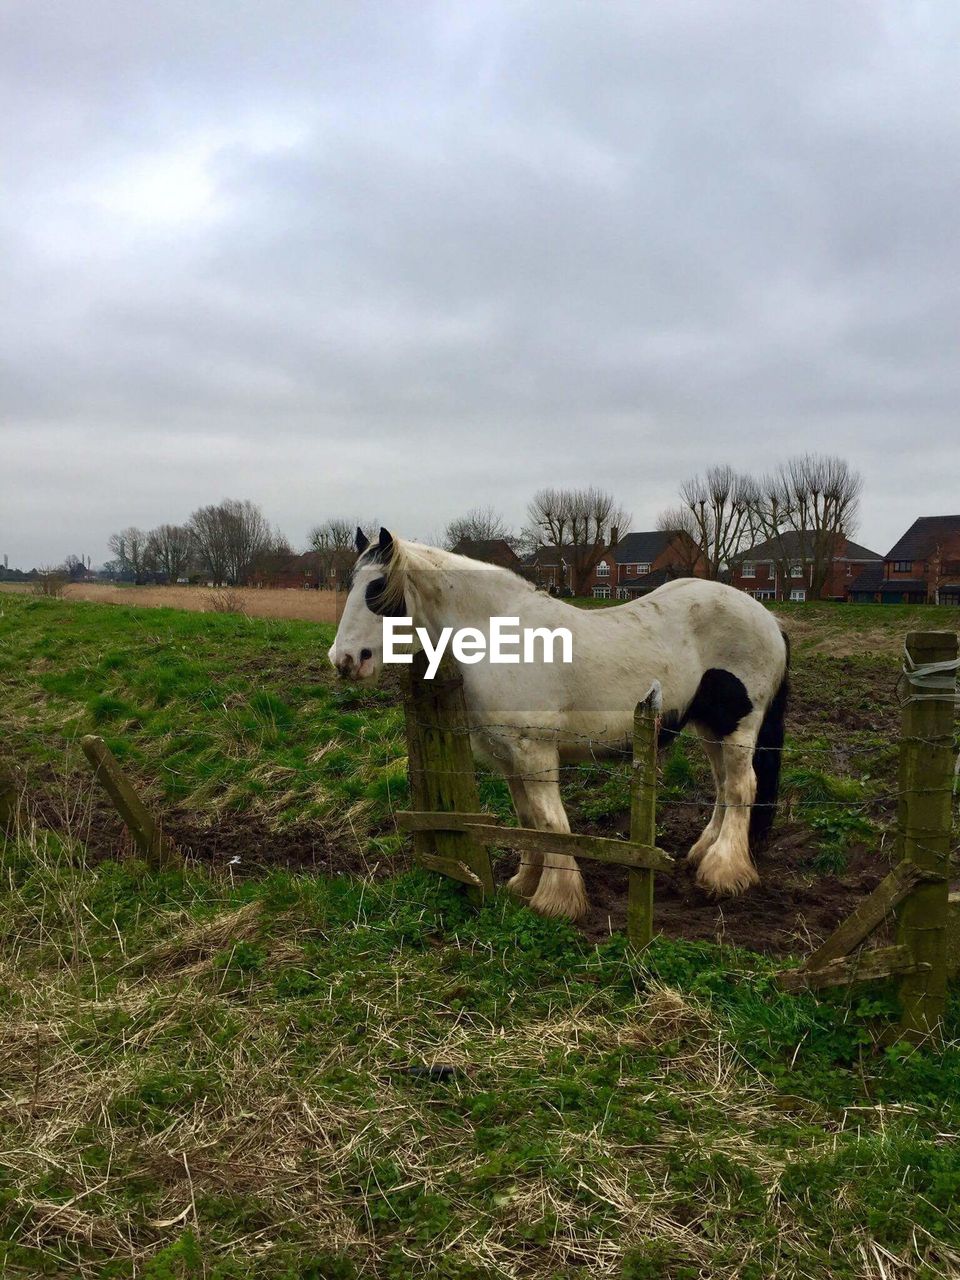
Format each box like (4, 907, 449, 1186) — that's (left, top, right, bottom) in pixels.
(399, 652, 672, 947)
(400, 631, 959, 1042)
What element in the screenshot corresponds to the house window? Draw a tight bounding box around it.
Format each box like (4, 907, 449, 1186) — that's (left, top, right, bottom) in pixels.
(790, 588, 806, 602)
(596, 560, 610, 577)
(742, 562, 755, 578)
(892, 561, 912, 573)
(617, 587, 629, 600)
(790, 563, 803, 578)
(593, 585, 611, 599)
(636, 563, 650, 576)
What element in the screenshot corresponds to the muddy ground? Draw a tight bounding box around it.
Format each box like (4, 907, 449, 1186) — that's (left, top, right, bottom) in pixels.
(42, 788, 894, 959)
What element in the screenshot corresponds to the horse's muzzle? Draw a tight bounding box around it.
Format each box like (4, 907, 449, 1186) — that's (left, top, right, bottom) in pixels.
(331, 650, 375, 681)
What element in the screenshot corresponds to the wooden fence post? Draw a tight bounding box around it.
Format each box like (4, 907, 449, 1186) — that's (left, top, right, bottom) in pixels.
(628, 682, 661, 948)
(404, 652, 494, 904)
(81, 735, 178, 869)
(896, 630, 958, 1044)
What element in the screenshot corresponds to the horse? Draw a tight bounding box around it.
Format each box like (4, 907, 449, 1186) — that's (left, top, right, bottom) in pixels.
(329, 528, 789, 920)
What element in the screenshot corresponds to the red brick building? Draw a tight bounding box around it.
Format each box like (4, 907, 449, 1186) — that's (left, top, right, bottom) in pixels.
(523, 530, 702, 599)
(730, 532, 882, 602)
(253, 548, 356, 590)
(451, 538, 523, 571)
(850, 515, 960, 605)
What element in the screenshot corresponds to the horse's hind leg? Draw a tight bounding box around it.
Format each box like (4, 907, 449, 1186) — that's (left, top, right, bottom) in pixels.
(504, 777, 543, 898)
(687, 727, 725, 867)
(695, 726, 760, 895)
(523, 778, 589, 921)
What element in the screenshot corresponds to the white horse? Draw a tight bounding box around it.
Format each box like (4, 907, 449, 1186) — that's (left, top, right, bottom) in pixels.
(330, 529, 789, 920)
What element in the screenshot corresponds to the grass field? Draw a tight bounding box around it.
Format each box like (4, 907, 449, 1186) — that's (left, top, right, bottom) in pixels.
(0, 582, 346, 624)
(2, 593, 960, 1278)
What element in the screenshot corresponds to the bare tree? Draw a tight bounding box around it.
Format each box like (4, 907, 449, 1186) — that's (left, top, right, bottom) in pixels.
(188, 505, 230, 585)
(660, 466, 753, 581)
(748, 454, 863, 599)
(308, 518, 364, 588)
(527, 487, 630, 594)
(443, 506, 514, 550)
(146, 524, 193, 584)
(221, 499, 271, 585)
(107, 527, 150, 583)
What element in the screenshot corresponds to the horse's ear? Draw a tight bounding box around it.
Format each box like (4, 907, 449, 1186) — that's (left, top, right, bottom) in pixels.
(355, 527, 369, 553)
(377, 527, 394, 560)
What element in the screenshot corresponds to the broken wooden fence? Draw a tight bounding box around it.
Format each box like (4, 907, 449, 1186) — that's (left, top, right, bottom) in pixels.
(397, 651, 672, 948)
(777, 629, 958, 1044)
(398, 632, 959, 1042)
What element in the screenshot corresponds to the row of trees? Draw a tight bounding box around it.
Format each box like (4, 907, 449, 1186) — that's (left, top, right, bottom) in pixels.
(440, 490, 632, 595)
(439, 453, 862, 600)
(108, 499, 288, 585)
(102, 453, 861, 598)
(660, 453, 863, 598)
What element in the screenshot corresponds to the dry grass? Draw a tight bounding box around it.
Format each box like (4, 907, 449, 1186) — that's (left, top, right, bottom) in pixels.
(0, 581, 345, 622)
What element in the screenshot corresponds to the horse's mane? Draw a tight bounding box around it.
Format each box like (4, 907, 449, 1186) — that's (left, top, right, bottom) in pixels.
(358, 538, 536, 613)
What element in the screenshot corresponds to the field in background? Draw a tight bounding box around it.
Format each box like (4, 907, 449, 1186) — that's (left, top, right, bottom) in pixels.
(0, 580, 345, 623)
(4, 579, 955, 655)
(3, 593, 960, 1277)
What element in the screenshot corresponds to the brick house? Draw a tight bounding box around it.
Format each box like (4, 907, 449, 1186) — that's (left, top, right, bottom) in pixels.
(523, 529, 702, 599)
(451, 538, 523, 571)
(611, 530, 703, 599)
(254, 548, 356, 590)
(730, 531, 882, 602)
(850, 515, 960, 605)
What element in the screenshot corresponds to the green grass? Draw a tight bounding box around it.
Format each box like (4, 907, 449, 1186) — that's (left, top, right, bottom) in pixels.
(3, 829, 960, 1278)
(3, 592, 960, 1276)
(0, 595, 406, 841)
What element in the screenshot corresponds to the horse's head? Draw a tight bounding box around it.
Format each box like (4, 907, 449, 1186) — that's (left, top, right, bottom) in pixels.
(328, 526, 406, 683)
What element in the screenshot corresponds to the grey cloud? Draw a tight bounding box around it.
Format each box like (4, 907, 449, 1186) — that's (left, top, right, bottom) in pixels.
(2, 1, 959, 567)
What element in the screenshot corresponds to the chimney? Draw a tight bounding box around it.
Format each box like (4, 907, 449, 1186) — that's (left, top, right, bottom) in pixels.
(610, 526, 619, 548)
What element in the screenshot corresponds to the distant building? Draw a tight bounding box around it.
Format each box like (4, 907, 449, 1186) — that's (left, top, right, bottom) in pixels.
(451, 538, 523, 572)
(253, 548, 356, 590)
(522, 529, 702, 599)
(611, 530, 702, 599)
(850, 515, 960, 605)
(730, 532, 882, 602)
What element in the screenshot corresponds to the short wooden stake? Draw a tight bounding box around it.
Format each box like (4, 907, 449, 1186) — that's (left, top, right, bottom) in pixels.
(404, 652, 494, 904)
(628, 682, 661, 949)
(81, 735, 178, 868)
(895, 631, 957, 1044)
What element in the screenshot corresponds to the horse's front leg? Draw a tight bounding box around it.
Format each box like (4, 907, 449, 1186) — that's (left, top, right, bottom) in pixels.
(520, 769, 589, 921)
(504, 777, 543, 898)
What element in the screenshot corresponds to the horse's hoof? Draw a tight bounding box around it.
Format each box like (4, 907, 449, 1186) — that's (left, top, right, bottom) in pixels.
(528, 883, 589, 920)
(685, 837, 716, 867)
(505, 873, 538, 899)
(695, 848, 759, 896)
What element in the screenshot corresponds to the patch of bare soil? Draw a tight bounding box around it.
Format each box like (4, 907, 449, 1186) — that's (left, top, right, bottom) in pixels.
(573, 824, 886, 957)
(46, 785, 881, 959)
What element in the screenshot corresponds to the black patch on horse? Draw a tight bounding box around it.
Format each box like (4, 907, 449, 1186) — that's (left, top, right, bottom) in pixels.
(660, 668, 753, 746)
(686, 668, 753, 738)
(364, 576, 406, 617)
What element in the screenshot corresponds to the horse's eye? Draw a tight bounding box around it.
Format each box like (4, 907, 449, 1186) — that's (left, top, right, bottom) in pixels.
(360, 648, 372, 661)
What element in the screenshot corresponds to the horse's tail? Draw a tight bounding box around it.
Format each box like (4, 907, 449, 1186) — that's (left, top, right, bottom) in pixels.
(749, 631, 790, 849)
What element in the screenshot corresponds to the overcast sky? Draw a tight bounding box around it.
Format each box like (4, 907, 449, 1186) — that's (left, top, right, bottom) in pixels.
(2, 1, 958, 568)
